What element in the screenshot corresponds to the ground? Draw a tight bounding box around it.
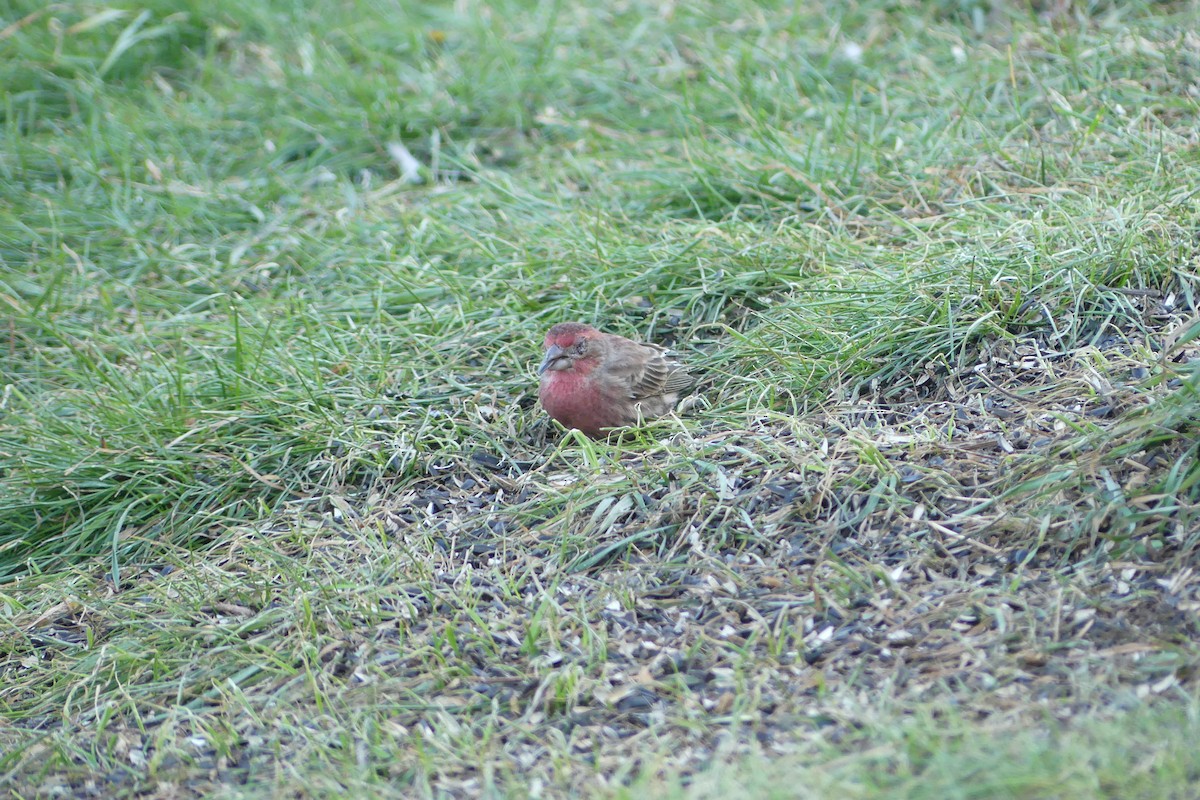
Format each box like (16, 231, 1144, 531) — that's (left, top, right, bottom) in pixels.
(2, 1, 1199, 798)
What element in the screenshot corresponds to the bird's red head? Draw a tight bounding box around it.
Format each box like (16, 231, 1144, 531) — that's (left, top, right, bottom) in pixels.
(543, 322, 598, 350)
(539, 322, 600, 376)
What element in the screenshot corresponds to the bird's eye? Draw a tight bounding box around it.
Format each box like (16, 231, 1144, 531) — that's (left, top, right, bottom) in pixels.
(573, 341, 586, 354)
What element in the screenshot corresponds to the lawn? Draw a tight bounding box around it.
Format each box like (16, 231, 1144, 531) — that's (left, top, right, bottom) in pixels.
(2, 0, 1199, 797)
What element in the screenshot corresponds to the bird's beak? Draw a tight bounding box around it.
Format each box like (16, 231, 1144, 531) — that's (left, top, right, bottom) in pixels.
(538, 344, 566, 375)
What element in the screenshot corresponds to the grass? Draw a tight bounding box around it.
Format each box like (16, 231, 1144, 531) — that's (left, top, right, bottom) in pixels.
(2, 0, 1200, 796)
(630, 698, 1200, 799)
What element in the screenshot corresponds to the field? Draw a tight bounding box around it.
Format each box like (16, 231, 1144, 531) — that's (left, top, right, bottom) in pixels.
(3, 0, 1200, 797)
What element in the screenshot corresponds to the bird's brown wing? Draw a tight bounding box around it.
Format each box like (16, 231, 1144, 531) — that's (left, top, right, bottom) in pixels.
(626, 343, 692, 401)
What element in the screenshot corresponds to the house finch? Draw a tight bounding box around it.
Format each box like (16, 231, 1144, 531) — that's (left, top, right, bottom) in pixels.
(537, 322, 692, 438)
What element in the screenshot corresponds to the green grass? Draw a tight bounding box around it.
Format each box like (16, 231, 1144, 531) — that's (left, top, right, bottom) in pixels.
(630, 697, 1200, 799)
(2, 0, 1199, 796)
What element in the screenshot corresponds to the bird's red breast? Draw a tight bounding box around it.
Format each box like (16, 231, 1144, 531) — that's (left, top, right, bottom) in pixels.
(538, 368, 622, 437)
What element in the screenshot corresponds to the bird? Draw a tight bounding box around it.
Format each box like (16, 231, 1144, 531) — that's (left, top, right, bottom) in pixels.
(537, 322, 692, 438)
